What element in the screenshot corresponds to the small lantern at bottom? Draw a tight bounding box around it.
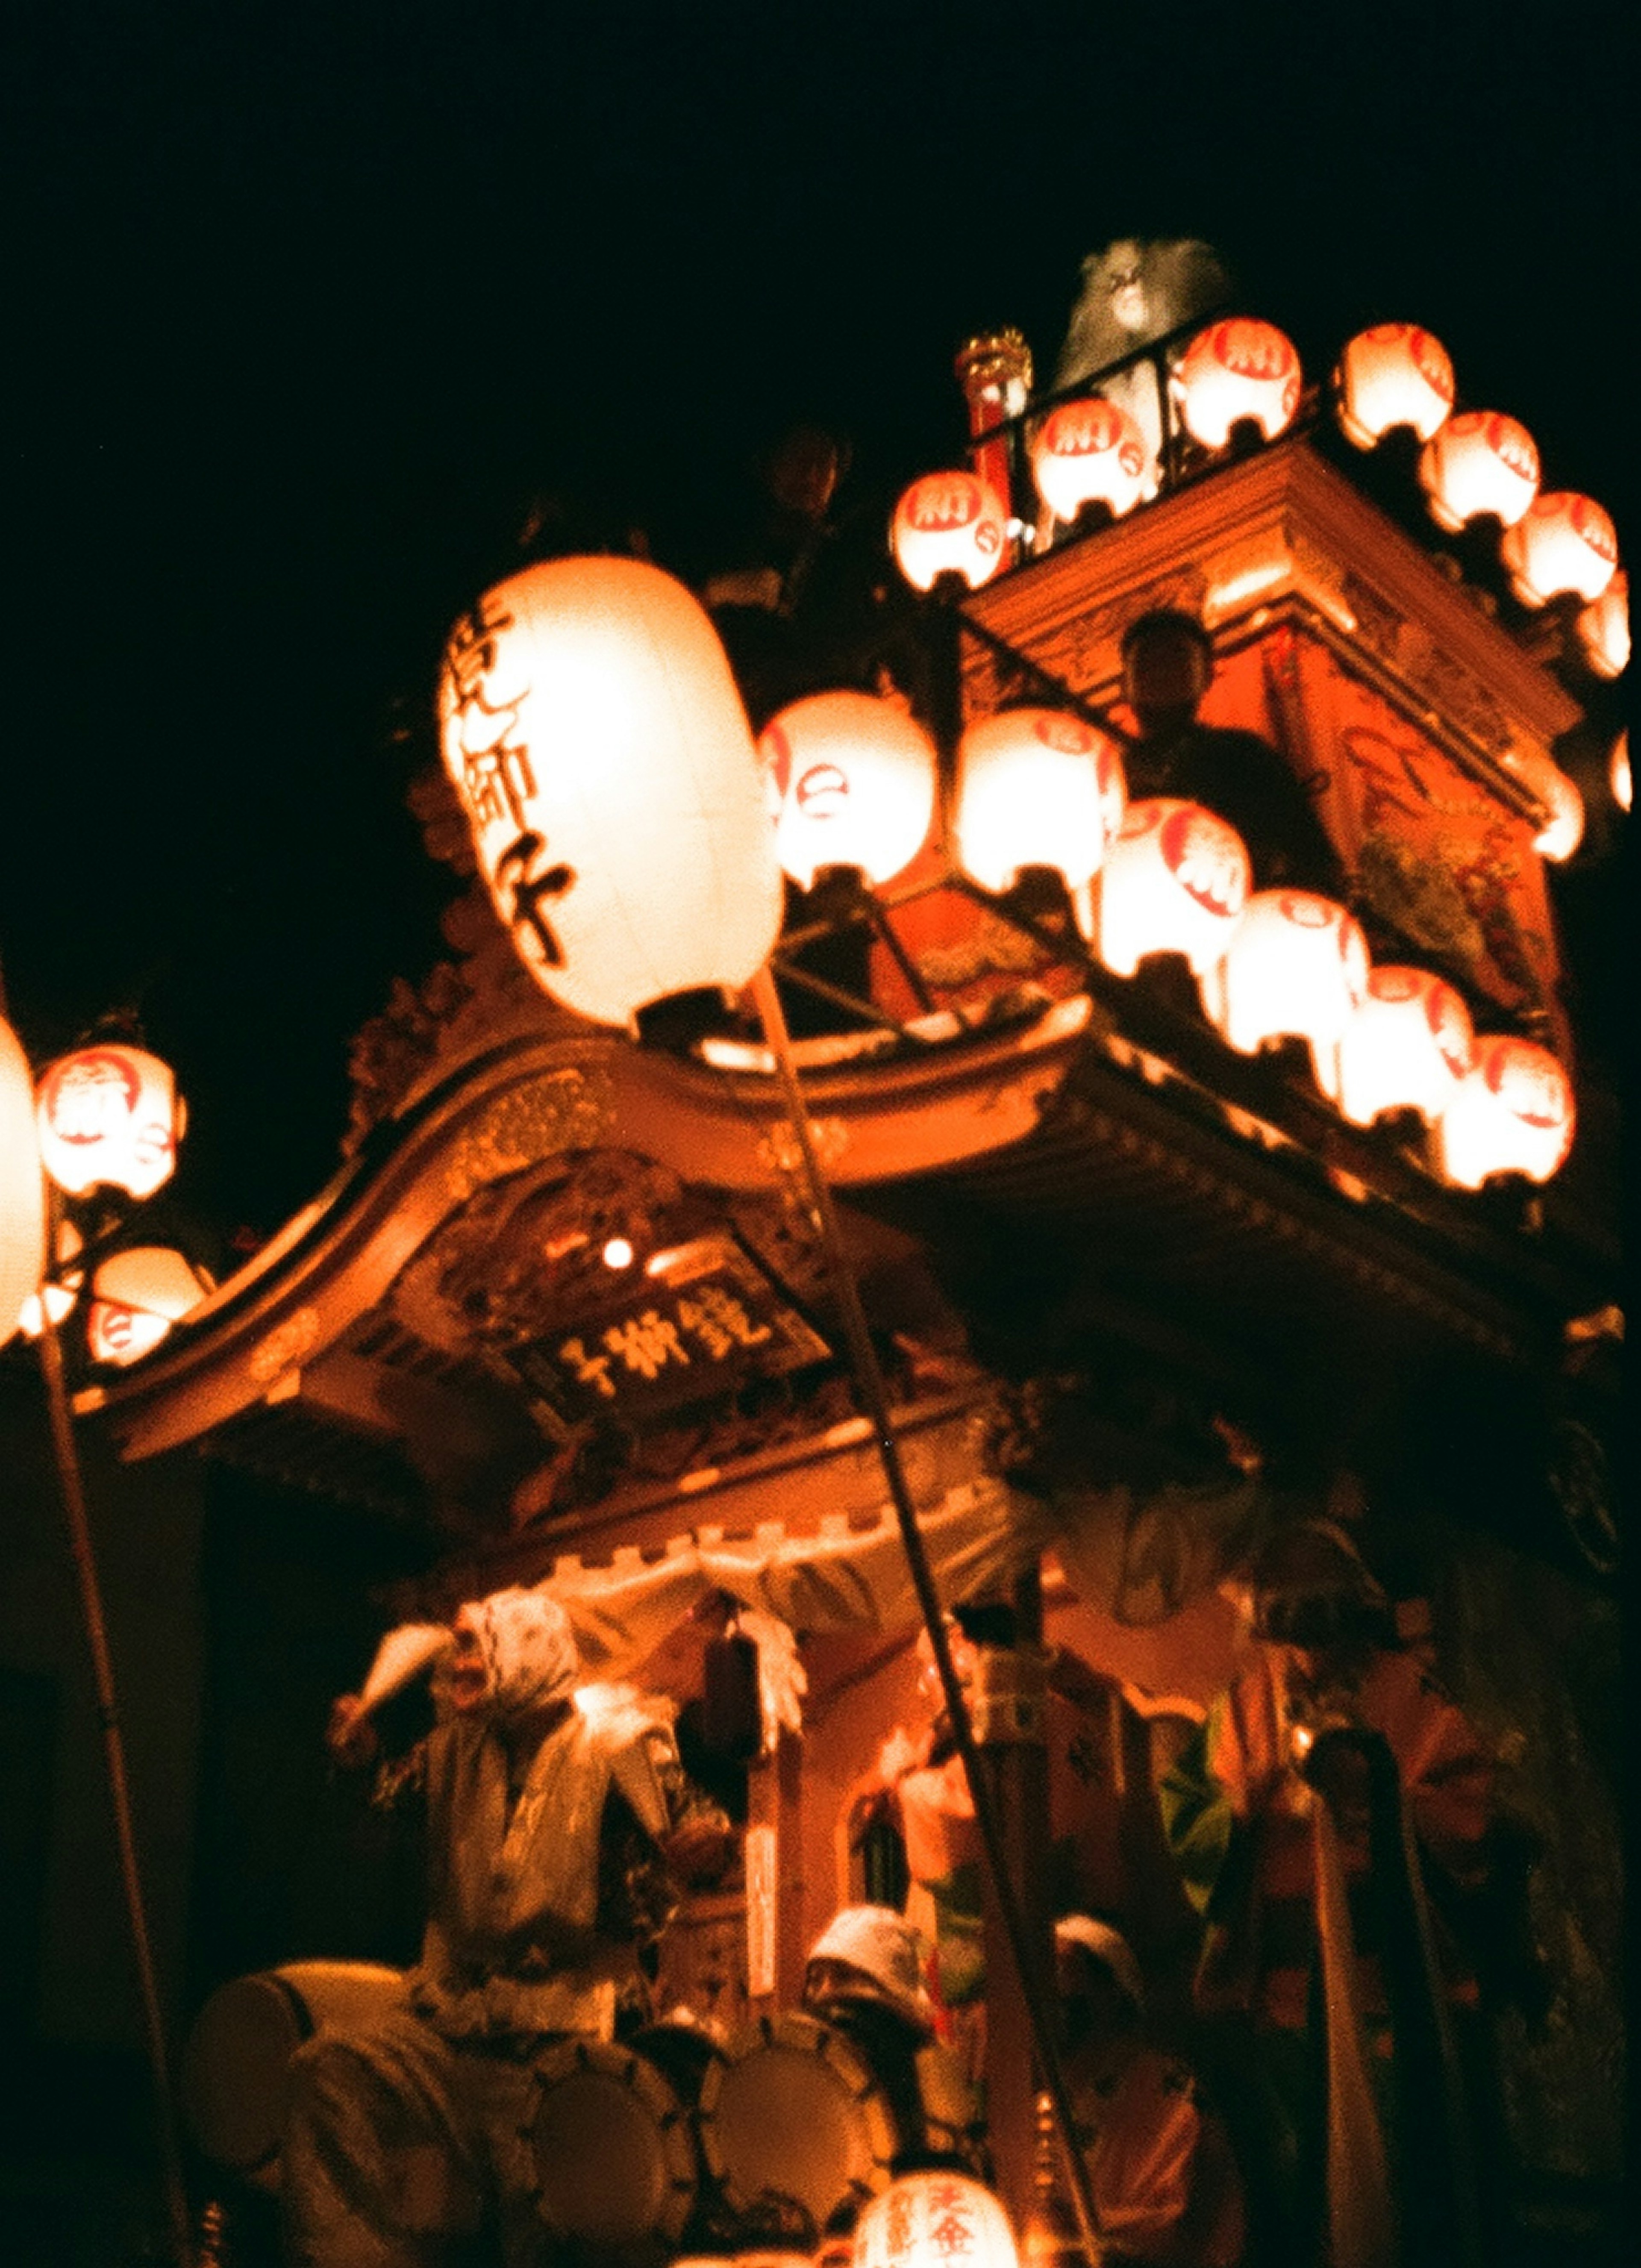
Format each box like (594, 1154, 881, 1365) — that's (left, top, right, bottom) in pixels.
(1431, 1036, 1575, 1189)
(854, 2174, 1019, 2268)
(86, 1246, 214, 1367)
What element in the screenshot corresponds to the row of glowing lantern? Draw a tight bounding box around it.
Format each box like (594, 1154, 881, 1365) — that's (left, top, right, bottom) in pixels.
(757, 690, 1574, 1191)
(0, 1032, 212, 1366)
(891, 318, 1627, 681)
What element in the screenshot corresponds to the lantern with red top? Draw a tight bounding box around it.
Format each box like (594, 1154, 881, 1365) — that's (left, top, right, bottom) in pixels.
(1094, 799, 1252, 997)
(891, 472, 1010, 594)
(760, 692, 938, 892)
(1500, 492, 1620, 609)
(1432, 1034, 1576, 1189)
(1174, 319, 1302, 452)
(1335, 324, 1455, 450)
(1336, 967, 1476, 1130)
(953, 709, 1127, 937)
(1201, 890, 1371, 1103)
(35, 1044, 183, 1203)
(1029, 397, 1149, 529)
(1417, 410, 1540, 532)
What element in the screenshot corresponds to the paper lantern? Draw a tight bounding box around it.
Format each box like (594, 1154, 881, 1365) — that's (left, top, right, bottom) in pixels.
(1029, 397, 1148, 524)
(439, 558, 782, 1033)
(1096, 798, 1251, 986)
(854, 2173, 1018, 2268)
(760, 692, 938, 889)
(1432, 1035, 1575, 1189)
(1576, 569, 1629, 680)
(1500, 492, 1619, 608)
(954, 709, 1126, 931)
(1417, 411, 1539, 532)
(1612, 731, 1631, 815)
(1335, 323, 1455, 449)
(1176, 320, 1302, 450)
(2, 1017, 46, 1354)
(1336, 967, 1475, 1128)
(890, 472, 1009, 592)
(1527, 760, 1585, 862)
(18, 1221, 84, 1341)
(35, 1044, 181, 1200)
(86, 1246, 212, 1368)
(1203, 889, 1370, 1100)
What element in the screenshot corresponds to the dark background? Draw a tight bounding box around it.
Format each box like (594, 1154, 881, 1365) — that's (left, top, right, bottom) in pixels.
(1, 0, 1631, 1240)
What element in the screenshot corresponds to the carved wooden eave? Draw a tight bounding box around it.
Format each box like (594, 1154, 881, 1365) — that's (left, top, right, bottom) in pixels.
(963, 437, 1582, 812)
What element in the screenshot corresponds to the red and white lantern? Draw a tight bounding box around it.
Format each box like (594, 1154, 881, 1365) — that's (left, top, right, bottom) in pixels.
(890, 472, 1009, 592)
(1336, 967, 1475, 1128)
(86, 1245, 213, 1368)
(35, 1044, 182, 1201)
(1500, 492, 1619, 609)
(1335, 323, 1455, 449)
(1176, 320, 1302, 450)
(1576, 569, 1629, 680)
(1029, 397, 1149, 524)
(954, 708, 1126, 930)
(438, 557, 783, 1033)
(1202, 890, 1370, 1101)
(2, 1016, 46, 1353)
(1432, 1035, 1575, 1189)
(1417, 411, 1539, 532)
(854, 2173, 1018, 2268)
(1096, 799, 1252, 988)
(759, 691, 938, 889)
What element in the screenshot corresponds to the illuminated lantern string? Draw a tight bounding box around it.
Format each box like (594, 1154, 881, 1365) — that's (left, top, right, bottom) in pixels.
(1, 1016, 46, 1353)
(1202, 889, 1370, 1103)
(1335, 323, 1455, 449)
(1432, 1035, 1575, 1189)
(35, 1044, 182, 1201)
(759, 692, 938, 889)
(1096, 798, 1252, 994)
(1576, 569, 1629, 680)
(438, 557, 783, 1033)
(1029, 397, 1148, 524)
(1336, 967, 1475, 1129)
(891, 472, 1009, 592)
(854, 2172, 1019, 2268)
(1500, 492, 1620, 609)
(1176, 319, 1302, 450)
(85, 1246, 214, 1368)
(1417, 411, 1539, 532)
(954, 707, 1126, 934)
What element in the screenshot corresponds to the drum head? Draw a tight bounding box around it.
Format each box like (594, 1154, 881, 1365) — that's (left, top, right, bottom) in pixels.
(526, 2037, 698, 2245)
(697, 2012, 897, 2237)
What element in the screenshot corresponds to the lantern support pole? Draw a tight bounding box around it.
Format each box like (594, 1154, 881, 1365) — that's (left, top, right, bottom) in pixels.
(748, 962, 1106, 2261)
(36, 1294, 195, 2268)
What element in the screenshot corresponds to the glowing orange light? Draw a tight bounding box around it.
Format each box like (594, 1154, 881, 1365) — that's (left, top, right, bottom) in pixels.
(1500, 492, 1619, 608)
(1176, 319, 1302, 450)
(890, 472, 1009, 592)
(2, 1016, 46, 1353)
(601, 1236, 635, 1270)
(855, 2174, 1018, 2268)
(1576, 569, 1629, 680)
(1610, 731, 1630, 815)
(954, 708, 1126, 931)
(1336, 967, 1475, 1129)
(1095, 798, 1251, 989)
(1418, 411, 1539, 532)
(1335, 323, 1455, 449)
(1202, 890, 1370, 1102)
(1432, 1035, 1575, 1189)
(85, 1246, 213, 1367)
(35, 1044, 182, 1200)
(1029, 397, 1148, 524)
(759, 692, 938, 888)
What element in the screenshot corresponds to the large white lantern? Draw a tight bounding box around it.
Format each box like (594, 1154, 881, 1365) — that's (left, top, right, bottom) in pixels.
(1202, 889, 1370, 1101)
(35, 1044, 182, 1200)
(1096, 798, 1252, 987)
(1500, 492, 1620, 608)
(1335, 323, 1455, 449)
(954, 708, 1126, 931)
(438, 557, 783, 1033)
(85, 1246, 213, 1368)
(759, 692, 938, 890)
(2, 1017, 46, 1354)
(854, 2173, 1018, 2268)
(1336, 966, 1475, 1129)
(1029, 397, 1148, 524)
(1432, 1035, 1575, 1189)
(1576, 569, 1629, 680)
(1417, 411, 1539, 532)
(1176, 319, 1302, 450)
(890, 472, 1009, 592)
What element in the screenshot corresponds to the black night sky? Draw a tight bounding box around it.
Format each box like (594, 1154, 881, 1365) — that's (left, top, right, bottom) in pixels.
(2, 0, 1630, 1245)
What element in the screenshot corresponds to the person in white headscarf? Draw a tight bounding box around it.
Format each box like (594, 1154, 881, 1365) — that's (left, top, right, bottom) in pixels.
(283, 1587, 729, 2268)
